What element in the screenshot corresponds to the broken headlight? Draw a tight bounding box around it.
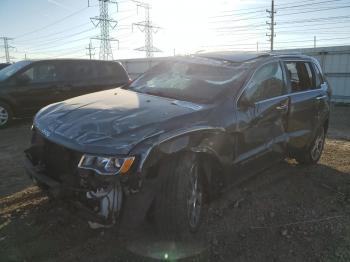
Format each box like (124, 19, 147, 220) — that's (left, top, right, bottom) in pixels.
(78, 155, 135, 175)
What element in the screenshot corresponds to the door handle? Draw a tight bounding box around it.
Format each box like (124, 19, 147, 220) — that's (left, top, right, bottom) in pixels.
(315, 95, 327, 100)
(276, 104, 288, 111)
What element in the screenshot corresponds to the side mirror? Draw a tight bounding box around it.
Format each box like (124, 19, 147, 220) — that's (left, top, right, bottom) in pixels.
(15, 74, 31, 85)
(238, 94, 253, 109)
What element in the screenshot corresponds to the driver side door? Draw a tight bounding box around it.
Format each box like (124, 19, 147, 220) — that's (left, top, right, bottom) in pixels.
(13, 61, 64, 115)
(234, 61, 289, 164)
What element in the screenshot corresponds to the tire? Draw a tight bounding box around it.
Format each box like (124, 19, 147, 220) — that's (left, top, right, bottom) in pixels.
(155, 152, 207, 238)
(0, 102, 13, 129)
(32, 177, 49, 191)
(295, 126, 325, 165)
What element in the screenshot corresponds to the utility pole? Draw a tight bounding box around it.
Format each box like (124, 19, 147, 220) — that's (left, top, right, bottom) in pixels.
(86, 42, 95, 59)
(256, 41, 259, 52)
(0, 37, 14, 63)
(314, 36, 316, 48)
(90, 0, 119, 60)
(132, 2, 161, 58)
(266, 0, 276, 52)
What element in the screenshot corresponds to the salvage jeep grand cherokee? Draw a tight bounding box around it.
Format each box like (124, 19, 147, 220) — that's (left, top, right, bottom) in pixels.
(24, 52, 331, 235)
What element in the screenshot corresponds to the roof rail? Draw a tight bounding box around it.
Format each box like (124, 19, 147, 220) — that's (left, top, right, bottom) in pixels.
(270, 50, 304, 55)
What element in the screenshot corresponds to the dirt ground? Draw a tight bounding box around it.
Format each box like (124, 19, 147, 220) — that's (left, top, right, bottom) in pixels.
(0, 106, 349, 262)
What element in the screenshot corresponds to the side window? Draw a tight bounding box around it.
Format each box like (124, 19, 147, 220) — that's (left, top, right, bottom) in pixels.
(22, 67, 34, 80)
(99, 62, 115, 79)
(67, 62, 96, 81)
(21, 63, 60, 83)
(313, 64, 323, 89)
(284, 61, 315, 92)
(96, 62, 128, 84)
(241, 62, 285, 103)
(111, 63, 128, 82)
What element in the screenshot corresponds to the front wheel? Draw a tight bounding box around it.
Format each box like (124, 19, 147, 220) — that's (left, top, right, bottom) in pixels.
(155, 153, 207, 237)
(0, 102, 12, 129)
(295, 126, 325, 165)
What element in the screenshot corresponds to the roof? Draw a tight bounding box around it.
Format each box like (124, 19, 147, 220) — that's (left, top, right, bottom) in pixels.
(21, 59, 119, 63)
(195, 51, 316, 63)
(195, 51, 271, 62)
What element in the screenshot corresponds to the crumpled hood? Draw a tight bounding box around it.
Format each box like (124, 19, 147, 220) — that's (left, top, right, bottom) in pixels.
(34, 89, 207, 155)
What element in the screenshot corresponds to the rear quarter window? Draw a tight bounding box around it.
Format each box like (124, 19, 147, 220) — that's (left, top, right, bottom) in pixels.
(96, 62, 128, 84)
(313, 64, 324, 89)
(284, 61, 316, 92)
(65, 61, 98, 81)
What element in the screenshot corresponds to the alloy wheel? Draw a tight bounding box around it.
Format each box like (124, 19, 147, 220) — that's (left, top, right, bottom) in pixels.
(187, 163, 203, 230)
(311, 128, 325, 161)
(0, 106, 9, 126)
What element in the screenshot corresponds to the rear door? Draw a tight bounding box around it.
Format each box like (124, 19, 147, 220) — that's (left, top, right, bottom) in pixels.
(13, 61, 65, 114)
(62, 61, 98, 99)
(283, 59, 328, 150)
(235, 60, 289, 164)
(312, 62, 331, 130)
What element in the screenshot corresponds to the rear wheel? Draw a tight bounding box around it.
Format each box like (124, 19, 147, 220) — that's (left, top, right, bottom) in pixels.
(295, 126, 325, 165)
(0, 102, 12, 129)
(155, 152, 207, 237)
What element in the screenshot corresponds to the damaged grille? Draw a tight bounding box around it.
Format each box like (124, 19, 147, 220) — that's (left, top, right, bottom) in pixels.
(32, 131, 82, 183)
(29, 130, 123, 226)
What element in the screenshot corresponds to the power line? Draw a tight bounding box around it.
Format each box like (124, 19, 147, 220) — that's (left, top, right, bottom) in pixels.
(16, 28, 97, 49)
(212, 15, 350, 32)
(212, 0, 346, 18)
(14, 7, 89, 39)
(17, 35, 95, 53)
(15, 8, 136, 44)
(209, 0, 343, 23)
(277, 5, 350, 16)
(275, 36, 350, 44)
(278, 14, 350, 24)
(211, 4, 350, 24)
(276, 0, 346, 10)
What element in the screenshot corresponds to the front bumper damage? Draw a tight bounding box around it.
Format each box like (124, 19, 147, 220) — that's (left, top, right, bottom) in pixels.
(23, 133, 159, 230)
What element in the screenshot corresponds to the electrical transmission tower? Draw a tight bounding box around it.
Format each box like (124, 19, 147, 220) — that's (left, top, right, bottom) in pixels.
(86, 42, 95, 59)
(0, 37, 14, 63)
(90, 0, 119, 60)
(266, 0, 276, 51)
(133, 2, 161, 58)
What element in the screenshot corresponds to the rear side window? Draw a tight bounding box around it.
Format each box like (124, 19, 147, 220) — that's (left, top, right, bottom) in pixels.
(96, 62, 128, 84)
(284, 61, 316, 92)
(66, 62, 98, 81)
(313, 64, 323, 89)
(242, 62, 285, 103)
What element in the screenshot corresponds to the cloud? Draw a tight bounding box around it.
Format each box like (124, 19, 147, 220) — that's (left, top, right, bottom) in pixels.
(48, 0, 70, 11)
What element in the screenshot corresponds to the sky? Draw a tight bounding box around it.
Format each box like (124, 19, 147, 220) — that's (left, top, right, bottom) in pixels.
(0, 0, 350, 62)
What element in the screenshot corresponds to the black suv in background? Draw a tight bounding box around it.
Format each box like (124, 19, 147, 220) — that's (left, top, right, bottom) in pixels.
(25, 52, 331, 236)
(0, 59, 130, 128)
(0, 63, 10, 70)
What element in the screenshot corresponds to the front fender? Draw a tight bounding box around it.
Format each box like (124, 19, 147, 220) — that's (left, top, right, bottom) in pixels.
(130, 126, 234, 174)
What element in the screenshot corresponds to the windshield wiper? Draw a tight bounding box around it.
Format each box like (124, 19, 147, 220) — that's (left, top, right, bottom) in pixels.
(143, 90, 167, 97)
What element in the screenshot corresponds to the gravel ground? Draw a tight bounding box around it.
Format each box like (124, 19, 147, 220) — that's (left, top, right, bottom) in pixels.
(0, 106, 349, 262)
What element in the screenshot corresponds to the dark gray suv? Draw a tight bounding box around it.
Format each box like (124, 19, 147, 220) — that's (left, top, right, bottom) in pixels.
(24, 52, 331, 236)
(0, 59, 129, 128)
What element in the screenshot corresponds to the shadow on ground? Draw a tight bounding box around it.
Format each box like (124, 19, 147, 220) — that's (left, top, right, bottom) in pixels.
(1, 159, 349, 262)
